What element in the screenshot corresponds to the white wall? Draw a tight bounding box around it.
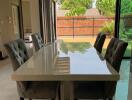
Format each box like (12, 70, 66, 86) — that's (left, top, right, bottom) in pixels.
(30, 0, 40, 34)
(0, 0, 19, 55)
(22, 1, 32, 33)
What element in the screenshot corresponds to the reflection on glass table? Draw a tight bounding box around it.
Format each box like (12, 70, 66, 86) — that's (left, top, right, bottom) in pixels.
(60, 41, 92, 54)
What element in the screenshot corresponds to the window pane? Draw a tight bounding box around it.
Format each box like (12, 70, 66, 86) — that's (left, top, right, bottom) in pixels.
(119, 0, 132, 57)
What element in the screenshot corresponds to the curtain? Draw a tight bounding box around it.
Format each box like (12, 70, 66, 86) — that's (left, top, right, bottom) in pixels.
(39, 0, 56, 44)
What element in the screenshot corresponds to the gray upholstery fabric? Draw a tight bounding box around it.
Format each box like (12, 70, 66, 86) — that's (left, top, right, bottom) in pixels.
(4, 39, 29, 71)
(4, 39, 30, 96)
(31, 33, 44, 51)
(94, 32, 106, 53)
(4, 39, 59, 100)
(23, 82, 59, 99)
(74, 38, 128, 100)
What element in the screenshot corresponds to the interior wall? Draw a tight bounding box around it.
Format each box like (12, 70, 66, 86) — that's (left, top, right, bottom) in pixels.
(22, 1, 32, 33)
(30, 0, 40, 34)
(0, 0, 20, 55)
(0, 0, 41, 56)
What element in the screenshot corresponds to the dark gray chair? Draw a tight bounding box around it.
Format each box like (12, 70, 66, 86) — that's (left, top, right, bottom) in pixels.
(94, 32, 106, 53)
(4, 39, 59, 100)
(31, 33, 44, 51)
(105, 38, 128, 72)
(74, 38, 128, 100)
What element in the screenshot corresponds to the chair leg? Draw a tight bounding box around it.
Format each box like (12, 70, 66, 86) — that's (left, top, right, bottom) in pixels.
(20, 97, 24, 100)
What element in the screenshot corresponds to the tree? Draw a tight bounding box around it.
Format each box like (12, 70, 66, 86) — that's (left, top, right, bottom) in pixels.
(100, 20, 115, 37)
(65, 7, 86, 16)
(96, 0, 115, 16)
(60, 0, 65, 4)
(121, 0, 132, 15)
(61, 0, 92, 16)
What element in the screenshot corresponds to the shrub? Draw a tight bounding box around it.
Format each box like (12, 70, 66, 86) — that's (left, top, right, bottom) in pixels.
(61, 0, 92, 16)
(124, 29, 132, 39)
(65, 7, 86, 16)
(96, 0, 115, 16)
(121, 0, 132, 15)
(100, 20, 115, 37)
(79, 0, 92, 9)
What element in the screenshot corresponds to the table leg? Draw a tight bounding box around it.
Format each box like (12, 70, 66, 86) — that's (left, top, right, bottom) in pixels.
(60, 81, 74, 100)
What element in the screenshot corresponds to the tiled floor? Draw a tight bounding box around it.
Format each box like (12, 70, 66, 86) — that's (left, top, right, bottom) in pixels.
(0, 58, 131, 100)
(128, 73, 132, 100)
(115, 60, 130, 100)
(0, 59, 19, 100)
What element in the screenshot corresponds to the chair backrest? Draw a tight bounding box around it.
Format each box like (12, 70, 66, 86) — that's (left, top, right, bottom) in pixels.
(104, 38, 128, 98)
(94, 32, 106, 53)
(105, 38, 128, 72)
(4, 39, 30, 95)
(31, 33, 44, 51)
(4, 39, 29, 71)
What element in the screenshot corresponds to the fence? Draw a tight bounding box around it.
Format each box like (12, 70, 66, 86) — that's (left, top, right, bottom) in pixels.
(56, 16, 114, 37)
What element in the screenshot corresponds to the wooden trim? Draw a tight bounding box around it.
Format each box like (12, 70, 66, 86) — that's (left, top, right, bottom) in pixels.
(54, 1, 57, 40)
(17, 0, 24, 39)
(11, 0, 24, 39)
(47, 0, 52, 43)
(39, 0, 57, 43)
(39, 0, 44, 41)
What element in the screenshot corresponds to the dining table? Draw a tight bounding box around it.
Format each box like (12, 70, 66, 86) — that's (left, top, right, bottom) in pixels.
(12, 40, 119, 100)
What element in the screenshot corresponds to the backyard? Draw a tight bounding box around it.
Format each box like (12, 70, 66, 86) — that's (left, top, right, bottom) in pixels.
(56, 0, 115, 50)
(56, 0, 132, 57)
(56, 2, 132, 99)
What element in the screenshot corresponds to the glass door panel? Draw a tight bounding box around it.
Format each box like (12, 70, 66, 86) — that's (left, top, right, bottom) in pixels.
(119, 0, 132, 57)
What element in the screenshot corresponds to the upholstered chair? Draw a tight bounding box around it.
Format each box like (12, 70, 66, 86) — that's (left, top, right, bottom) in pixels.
(4, 39, 59, 100)
(105, 38, 128, 72)
(94, 32, 106, 53)
(103, 38, 128, 100)
(31, 33, 44, 51)
(74, 38, 128, 100)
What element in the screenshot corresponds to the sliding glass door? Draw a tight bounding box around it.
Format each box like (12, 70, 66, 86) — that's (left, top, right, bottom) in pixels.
(119, 0, 132, 57)
(39, 0, 56, 44)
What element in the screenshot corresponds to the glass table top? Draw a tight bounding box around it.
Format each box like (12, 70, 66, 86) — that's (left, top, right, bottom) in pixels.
(12, 41, 119, 81)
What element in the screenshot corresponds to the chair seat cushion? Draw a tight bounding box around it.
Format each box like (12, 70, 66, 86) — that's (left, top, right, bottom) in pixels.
(24, 81, 59, 99)
(74, 82, 105, 99)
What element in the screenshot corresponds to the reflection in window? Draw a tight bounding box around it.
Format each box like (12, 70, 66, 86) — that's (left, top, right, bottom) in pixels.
(119, 0, 132, 57)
